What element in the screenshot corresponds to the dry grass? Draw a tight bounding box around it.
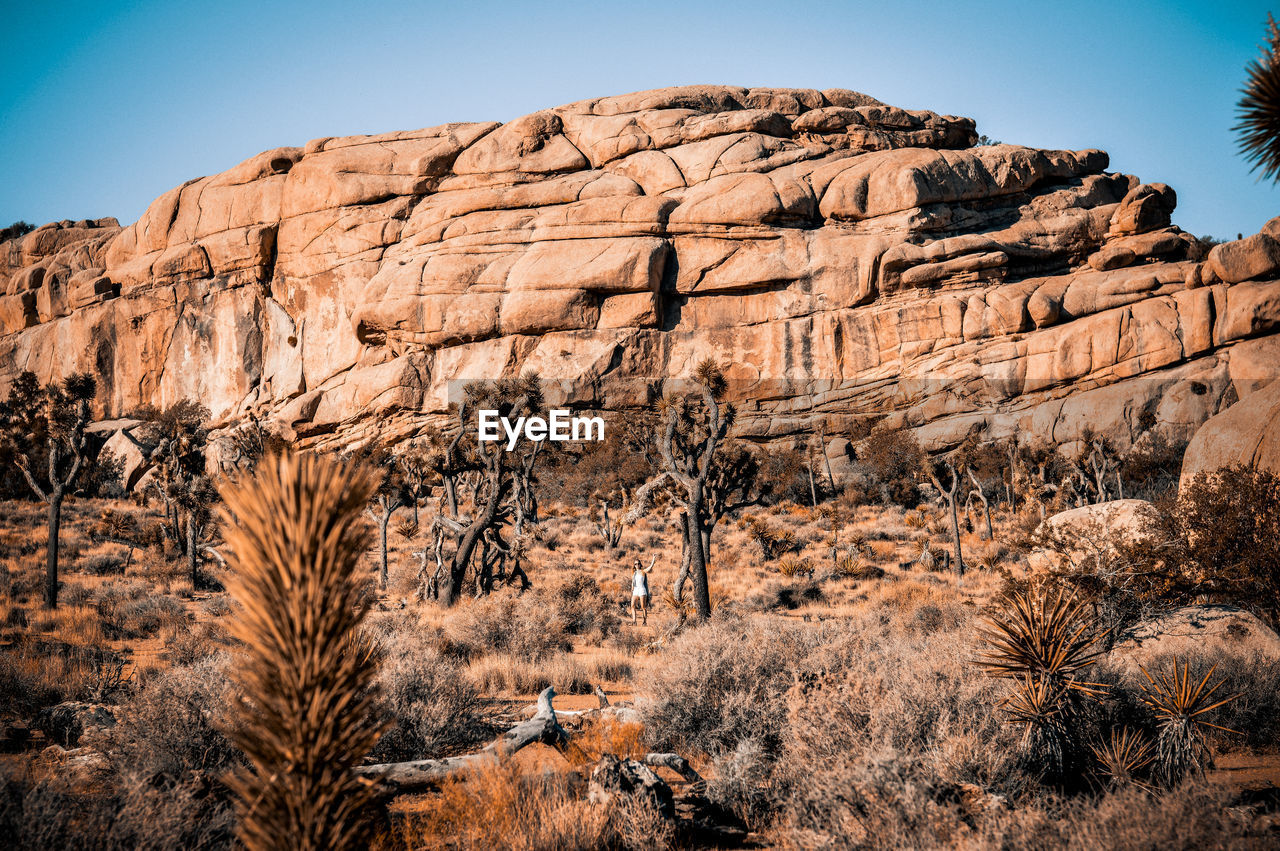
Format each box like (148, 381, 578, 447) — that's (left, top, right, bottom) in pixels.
(381, 759, 674, 851)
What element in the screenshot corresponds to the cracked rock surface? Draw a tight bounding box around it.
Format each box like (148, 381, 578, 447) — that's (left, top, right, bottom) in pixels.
(1, 84, 1277, 468)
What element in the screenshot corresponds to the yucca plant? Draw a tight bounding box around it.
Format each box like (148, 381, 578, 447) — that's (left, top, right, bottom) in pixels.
(777, 556, 813, 578)
(977, 586, 1108, 782)
(1002, 675, 1076, 776)
(1236, 14, 1280, 182)
(1091, 727, 1156, 793)
(1137, 661, 1241, 785)
(975, 586, 1107, 694)
(218, 452, 386, 851)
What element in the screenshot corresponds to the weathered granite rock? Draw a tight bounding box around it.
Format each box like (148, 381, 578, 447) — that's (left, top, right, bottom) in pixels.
(1180, 379, 1280, 489)
(0, 85, 1277, 457)
(1109, 604, 1280, 671)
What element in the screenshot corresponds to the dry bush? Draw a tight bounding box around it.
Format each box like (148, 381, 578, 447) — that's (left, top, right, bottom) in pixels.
(446, 592, 573, 661)
(0, 642, 129, 717)
(163, 620, 235, 666)
(95, 583, 187, 640)
(0, 771, 236, 851)
(1120, 466, 1280, 625)
(552, 574, 620, 641)
(639, 603, 1029, 831)
(371, 630, 488, 762)
(382, 761, 674, 851)
(81, 552, 128, 576)
(746, 579, 823, 612)
(107, 654, 242, 781)
(965, 783, 1262, 850)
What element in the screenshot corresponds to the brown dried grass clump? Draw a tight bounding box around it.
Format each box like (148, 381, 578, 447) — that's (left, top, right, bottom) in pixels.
(218, 452, 386, 851)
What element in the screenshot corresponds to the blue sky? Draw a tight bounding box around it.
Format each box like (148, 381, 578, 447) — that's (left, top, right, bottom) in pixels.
(1, 0, 1275, 239)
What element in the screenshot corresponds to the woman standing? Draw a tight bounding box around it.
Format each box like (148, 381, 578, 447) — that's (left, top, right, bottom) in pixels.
(629, 555, 656, 625)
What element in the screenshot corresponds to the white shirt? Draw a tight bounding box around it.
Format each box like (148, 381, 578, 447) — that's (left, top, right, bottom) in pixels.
(632, 570, 649, 596)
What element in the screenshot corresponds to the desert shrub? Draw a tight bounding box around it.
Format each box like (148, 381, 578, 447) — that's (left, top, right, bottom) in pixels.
(82, 552, 128, 576)
(97, 586, 187, 640)
(783, 775, 1261, 849)
(1122, 466, 1280, 624)
(163, 621, 235, 666)
(976, 782, 1265, 849)
(639, 617, 824, 760)
(850, 427, 923, 507)
(759, 445, 822, 505)
(0, 771, 236, 851)
(746, 579, 823, 612)
(1180, 653, 1280, 750)
(1120, 431, 1187, 501)
(107, 655, 242, 781)
(553, 574, 619, 640)
(0, 646, 66, 716)
(639, 607, 1026, 829)
(79, 447, 126, 498)
(446, 592, 573, 661)
(372, 633, 488, 762)
(538, 421, 653, 507)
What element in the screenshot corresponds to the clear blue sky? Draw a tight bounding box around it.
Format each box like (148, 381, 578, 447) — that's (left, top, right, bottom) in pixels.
(1, 0, 1275, 239)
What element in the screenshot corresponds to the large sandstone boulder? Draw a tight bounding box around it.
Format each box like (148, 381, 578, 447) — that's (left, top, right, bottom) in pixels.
(1180, 379, 1280, 491)
(1031, 499, 1158, 572)
(1, 84, 1277, 457)
(1109, 604, 1280, 671)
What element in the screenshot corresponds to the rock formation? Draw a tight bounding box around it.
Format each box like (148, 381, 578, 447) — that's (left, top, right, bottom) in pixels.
(1, 84, 1277, 459)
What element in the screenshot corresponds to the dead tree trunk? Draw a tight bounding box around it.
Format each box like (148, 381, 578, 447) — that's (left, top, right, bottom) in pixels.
(967, 468, 994, 541)
(927, 459, 965, 578)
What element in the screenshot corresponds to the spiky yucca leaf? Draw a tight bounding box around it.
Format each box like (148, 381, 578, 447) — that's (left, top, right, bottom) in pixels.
(1091, 727, 1156, 792)
(218, 452, 386, 851)
(1001, 675, 1074, 776)
(1236, 15, 1280, 182)
(975, 586, 1107, 696)
(1138, 660, 1241, 785)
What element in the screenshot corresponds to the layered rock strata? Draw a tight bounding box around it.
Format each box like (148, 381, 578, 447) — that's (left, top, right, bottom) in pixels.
(2, 85, 1277, 459)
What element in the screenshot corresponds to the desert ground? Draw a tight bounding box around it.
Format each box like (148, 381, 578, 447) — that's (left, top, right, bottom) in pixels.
(2, 425, 1279, 850)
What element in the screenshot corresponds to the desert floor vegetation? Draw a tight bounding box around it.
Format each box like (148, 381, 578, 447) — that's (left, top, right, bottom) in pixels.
(1, 452, 1279, 849)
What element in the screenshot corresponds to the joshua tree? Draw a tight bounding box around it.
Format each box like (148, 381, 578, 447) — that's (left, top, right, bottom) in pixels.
(967, 467, 994, 541)
(4, 372, 96, 608)
(590, 490, 627, 550)
(923, 453, 966, 577)
(398, 442, 438, 525)
(626, 359, 734, 621)
(125, 400, 210, 547)
(357, 448, 408, 590)
(1236, 14, 1280, 182)
(218, 452, 386, 851)
(426, 376, 545, 605)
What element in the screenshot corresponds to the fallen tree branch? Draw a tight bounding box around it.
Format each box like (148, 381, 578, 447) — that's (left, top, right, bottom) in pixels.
(357, 686, 704, 795)
(358, 686, 569, 792)
(642, 752, 706, 792)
